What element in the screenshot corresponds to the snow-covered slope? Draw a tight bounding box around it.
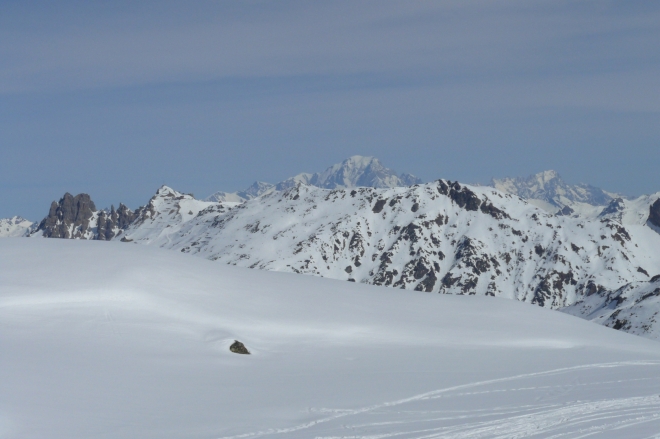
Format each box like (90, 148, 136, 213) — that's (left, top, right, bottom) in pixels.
(598, 193, 660, 226)
(120, 186, 237, 243)
(4, 239, 660, 439)
(0, 216, 33, 237)
(120, 182, 660, 311)
(206, 155, 422, 202)
(562, 276, 660, 338)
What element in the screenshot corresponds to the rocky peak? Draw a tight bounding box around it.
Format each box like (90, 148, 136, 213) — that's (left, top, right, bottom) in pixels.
(206, 156, 423, 202)
(155, 186, 178, 197)
(309, 155, 422, 189)
(32, 193, 137, 240)
(238, 181, 274, 199)
(97, 203, 136, 241)
(599, 198, 626, 220)
(36, 193, 97, 238)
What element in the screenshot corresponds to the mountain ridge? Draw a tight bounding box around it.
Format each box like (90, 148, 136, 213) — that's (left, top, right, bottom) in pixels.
(4, 157, 660, 340)
(206, 155, 422, 202)
(21, 179, 660, 338)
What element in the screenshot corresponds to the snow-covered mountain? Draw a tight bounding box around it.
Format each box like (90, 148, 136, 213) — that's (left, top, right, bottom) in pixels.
(118, 182, 660, 311)
(206, 155, 422, 202)
(16, 161, 660, 340)
(491, 170, 620, 216)
(489, 170, 660, 229)
(4, 238, 660, 438)
(118, 186, 235, 242)
(0, 216, 34, 237)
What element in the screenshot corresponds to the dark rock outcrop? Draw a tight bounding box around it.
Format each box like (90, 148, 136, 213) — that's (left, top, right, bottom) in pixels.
(229, 340, 250, 355)
(37, 193, 97, 238)
(35, 193, 136, 240)
(97, 204, 136, 241)
(556, 206, 574, 216)
(599, 198, 626, 218)
(649, 199, 660, 229)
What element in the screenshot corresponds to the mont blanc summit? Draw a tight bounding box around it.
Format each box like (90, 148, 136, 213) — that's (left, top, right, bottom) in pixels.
(206, 155, 422, 202)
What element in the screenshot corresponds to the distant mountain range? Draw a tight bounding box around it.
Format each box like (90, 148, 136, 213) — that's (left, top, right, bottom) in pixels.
(489, 170, 623, 217)
(2, 156, 660, 340)
(206, 155, 422, 202)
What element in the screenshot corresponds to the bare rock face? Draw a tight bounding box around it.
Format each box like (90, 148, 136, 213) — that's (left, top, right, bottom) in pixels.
(649, 199, 660, 229)
(599, 198, 626, 219)
(97, 204, 136, 241)
(37, 193, 97, 238)
(556, 206, 575, 216)
(35, 194, 136, 240)
(229, 340, 250, 355)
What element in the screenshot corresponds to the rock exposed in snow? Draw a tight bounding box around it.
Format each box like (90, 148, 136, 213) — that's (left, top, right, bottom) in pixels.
(562, 277, 660, 339)
(597, 192, 660, 227)
(229, 340, 250, 355)
(649, 198, 660, 229)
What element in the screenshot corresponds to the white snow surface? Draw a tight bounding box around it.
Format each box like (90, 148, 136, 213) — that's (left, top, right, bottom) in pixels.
(3, 239, 660, 439)
(0, 216, 33, 237)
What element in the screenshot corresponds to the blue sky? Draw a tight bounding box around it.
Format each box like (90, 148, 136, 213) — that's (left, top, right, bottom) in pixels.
(1, 1, 659, 219)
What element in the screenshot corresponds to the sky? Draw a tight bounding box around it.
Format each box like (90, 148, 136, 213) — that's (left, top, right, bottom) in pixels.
(1, 0, 659, 219)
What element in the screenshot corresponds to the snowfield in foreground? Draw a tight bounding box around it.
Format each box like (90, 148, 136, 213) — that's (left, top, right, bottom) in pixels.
(2, 240, 660, 439)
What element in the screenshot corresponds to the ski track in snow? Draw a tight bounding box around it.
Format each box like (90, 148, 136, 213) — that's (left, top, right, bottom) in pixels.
(216, 361, 660, 439)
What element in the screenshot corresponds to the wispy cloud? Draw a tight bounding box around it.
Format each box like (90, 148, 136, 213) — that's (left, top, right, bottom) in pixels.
(1, 1, 658, 108)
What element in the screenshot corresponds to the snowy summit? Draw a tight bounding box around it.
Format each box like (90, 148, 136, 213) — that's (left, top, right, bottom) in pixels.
(206, 155, 422, 202)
